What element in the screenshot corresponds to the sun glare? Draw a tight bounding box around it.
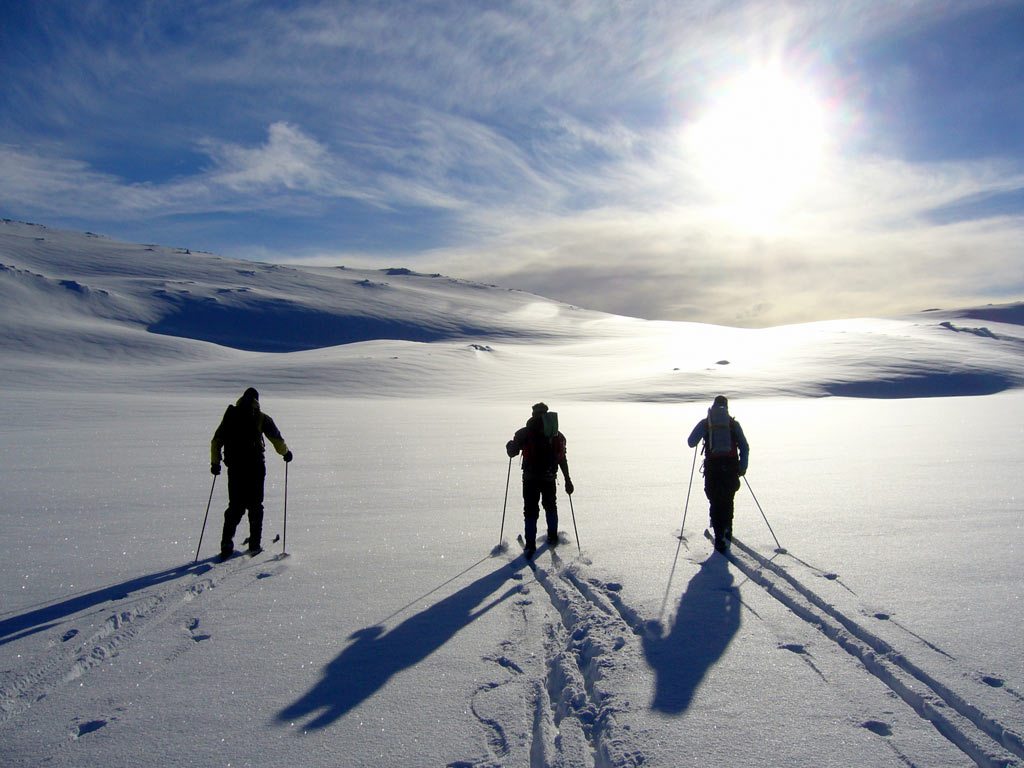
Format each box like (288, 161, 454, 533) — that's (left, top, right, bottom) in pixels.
(688, 66, 828, 232)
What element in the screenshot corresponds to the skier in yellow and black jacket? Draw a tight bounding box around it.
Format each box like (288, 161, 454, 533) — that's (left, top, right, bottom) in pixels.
(211, 388, 292, 560)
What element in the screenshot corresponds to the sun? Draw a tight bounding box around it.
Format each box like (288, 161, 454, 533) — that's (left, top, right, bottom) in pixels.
(687, 66, 828, 232)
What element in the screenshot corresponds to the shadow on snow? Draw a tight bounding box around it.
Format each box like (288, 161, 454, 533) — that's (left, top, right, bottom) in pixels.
(0, 560, 216, 646)
(276, 555, 529, 730)
(643, 554, 742, 715)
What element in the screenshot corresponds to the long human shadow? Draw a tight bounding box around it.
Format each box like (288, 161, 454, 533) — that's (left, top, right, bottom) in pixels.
(643, 554, 741, 714)
(277, 556, 528, 730)
(0, 559, 216, 646)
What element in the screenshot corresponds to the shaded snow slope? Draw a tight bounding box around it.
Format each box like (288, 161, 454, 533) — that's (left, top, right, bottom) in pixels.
(2, 218, 1023, 403)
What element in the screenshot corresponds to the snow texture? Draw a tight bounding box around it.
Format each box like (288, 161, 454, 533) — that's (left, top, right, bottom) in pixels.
(1, 219, 1023, 767)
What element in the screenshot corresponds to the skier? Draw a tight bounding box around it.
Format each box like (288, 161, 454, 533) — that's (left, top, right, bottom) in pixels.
(687, 395, 749, 553)
(505, 402, 574, 558)
(210, 387, 292, 561)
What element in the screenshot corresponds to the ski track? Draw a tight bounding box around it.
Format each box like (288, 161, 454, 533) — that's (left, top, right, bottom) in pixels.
(463, 532, 1024, 768)
(719, 535, 1024, 768)
(460, 541, 646, 768)
(531, 546, 646, 768)
(8, 527, 1024, 768)
(0, 553, 286, 729)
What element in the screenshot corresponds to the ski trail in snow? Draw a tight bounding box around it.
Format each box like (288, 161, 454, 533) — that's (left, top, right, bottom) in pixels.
(723, 536, 1024, 768)
(531, 547, 647, 768)
(0, 553, 282, 725)
(463, 543, 647, 768)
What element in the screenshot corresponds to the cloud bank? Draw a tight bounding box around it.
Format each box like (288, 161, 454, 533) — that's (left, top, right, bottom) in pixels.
(0, 0, 1022, 326)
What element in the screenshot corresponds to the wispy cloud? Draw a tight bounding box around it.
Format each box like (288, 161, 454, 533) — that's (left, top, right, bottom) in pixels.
(1, 0, 1022, 325)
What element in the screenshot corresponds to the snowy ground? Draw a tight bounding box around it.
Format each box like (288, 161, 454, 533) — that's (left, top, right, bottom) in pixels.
(2, 220, 1024, 767)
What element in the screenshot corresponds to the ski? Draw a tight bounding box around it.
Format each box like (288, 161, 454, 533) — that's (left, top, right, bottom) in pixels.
(216, 534, 281, 563)
(517, 534, 550, 560)
(241, 533, 281, 548)
(703, 527, 732, 554)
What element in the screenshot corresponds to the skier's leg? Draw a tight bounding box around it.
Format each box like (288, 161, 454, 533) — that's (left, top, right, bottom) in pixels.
(221, 468, 246, 556)
(705, 469, 729, 551)
(522, 475, 541, 549)
(246, 464, 267, 551)
(724, 472, 740, 542)
(541, 478, 559, 543)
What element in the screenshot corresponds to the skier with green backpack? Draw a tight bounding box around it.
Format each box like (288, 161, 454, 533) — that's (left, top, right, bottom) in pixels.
(687, 395, 749, 553)
(505, 402, 574, 558)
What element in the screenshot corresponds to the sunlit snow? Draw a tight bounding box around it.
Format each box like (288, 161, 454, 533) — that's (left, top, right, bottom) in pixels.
(2, 219, 1023, 767)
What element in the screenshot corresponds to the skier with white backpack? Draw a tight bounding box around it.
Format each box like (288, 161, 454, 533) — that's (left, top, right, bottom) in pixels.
(687, 395, 750, 553)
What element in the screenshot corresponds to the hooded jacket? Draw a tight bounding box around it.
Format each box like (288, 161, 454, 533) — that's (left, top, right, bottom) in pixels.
(211, 393, 289, 466)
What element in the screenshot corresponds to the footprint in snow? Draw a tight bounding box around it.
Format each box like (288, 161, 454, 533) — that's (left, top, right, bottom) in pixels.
(61, 629, 79, 642)
(861, 720, 893, 737)
(186, 618, 211, 642)
(74, 719, 108, 738)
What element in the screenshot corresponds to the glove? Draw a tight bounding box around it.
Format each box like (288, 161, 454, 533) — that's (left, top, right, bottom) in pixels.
(505, 440, 518, 458)
(283, 451, 293, 463)
(211, 463, 221, 476)
(565, 478, 574, 495)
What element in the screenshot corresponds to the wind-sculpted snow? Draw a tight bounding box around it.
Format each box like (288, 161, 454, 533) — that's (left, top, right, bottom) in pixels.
(2, 219, 1023, 400)
(0, 220, 593, 354)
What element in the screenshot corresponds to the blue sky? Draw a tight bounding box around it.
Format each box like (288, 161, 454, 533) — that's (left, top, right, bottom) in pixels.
(1, 0, 1022, 326)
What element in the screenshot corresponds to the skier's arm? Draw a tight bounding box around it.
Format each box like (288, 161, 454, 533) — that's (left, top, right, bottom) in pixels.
(211, 434, 224, 465)
(686, 420, 706, 449)
(506, 427, 527, 457)
(733, 421, 750, 475)
(556, 434, 573, 494)
(262, 415, 290, 459)
(210, 407, 231, 465)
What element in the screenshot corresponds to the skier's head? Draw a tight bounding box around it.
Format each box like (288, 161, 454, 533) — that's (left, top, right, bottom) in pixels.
(712, 395, 728, 409)
(241, 387, 259, 403)
(532, 402, 549, 416)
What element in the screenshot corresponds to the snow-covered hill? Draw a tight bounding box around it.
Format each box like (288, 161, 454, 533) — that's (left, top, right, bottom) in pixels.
(2, 219, 1024, 768)
(3, 219, 1023, 402)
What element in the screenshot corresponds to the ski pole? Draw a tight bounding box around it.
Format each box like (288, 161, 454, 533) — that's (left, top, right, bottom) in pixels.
(568, 492, 581, 555)
(282, 461, 289, 555)
(678, 443, 698, 540)
(194, 475, 217, 563)
(743, 476, 783, 551)
(498, 456, 512, 545)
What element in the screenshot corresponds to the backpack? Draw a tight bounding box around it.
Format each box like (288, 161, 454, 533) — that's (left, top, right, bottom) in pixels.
(541, 411, 559, 439)
(221, 402, 265, 462)
(705, 405, 737, 460)
(522, 411, 566, 469)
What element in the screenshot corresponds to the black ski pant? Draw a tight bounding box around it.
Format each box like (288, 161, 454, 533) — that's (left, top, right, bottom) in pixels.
(522, 472, 558, 547)
(221, 462, 266, 554)
(704, 459, 740, 546)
